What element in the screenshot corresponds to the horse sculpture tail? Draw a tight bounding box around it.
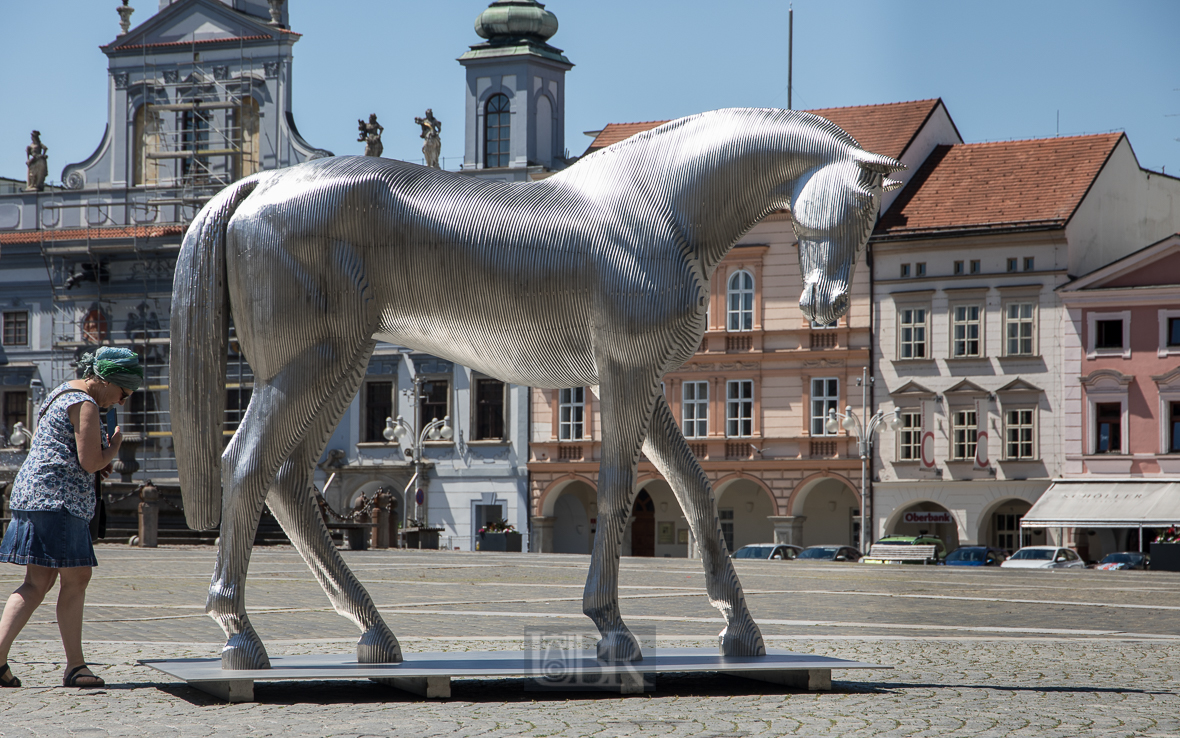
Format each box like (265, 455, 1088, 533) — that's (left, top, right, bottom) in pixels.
(171, 176, 262, 531)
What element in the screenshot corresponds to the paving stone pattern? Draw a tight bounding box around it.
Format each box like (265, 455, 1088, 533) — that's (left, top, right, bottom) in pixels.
(1, 545, 1177, 737)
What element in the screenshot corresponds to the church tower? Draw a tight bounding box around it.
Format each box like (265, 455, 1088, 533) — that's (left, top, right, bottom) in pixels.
(458, 0, 573, 180)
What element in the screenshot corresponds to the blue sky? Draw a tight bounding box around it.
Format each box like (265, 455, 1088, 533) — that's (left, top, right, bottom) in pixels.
(2, 0, 1177, 181)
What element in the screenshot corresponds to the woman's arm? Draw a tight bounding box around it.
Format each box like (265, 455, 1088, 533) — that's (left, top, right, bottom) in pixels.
(69, 401, 122, 474)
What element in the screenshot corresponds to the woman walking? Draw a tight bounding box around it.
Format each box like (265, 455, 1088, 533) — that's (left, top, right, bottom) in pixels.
(0, 347, 141, 688)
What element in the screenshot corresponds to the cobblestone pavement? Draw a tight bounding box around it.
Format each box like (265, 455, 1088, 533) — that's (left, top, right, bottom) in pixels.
(1, 545, 1178, 737)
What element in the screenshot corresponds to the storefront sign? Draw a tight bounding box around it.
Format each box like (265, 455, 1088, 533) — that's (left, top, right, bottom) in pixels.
(904, 511, 952, 524)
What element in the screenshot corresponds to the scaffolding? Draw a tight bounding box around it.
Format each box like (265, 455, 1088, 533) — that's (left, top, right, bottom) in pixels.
(35, 41, 264, 478)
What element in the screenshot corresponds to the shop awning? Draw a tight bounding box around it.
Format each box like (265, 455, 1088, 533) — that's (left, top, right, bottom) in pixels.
(1022, 481, 1180, 528)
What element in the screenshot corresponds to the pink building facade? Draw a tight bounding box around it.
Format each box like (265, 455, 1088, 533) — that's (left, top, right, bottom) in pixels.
(1050, 233, 1180, 559)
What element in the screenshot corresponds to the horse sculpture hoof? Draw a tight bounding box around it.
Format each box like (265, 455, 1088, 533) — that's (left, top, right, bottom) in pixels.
(221, 628, 272, 670)
(357, 625, 403, 664)
(718, 621, 767, 657)
(596, 629, 643, 662)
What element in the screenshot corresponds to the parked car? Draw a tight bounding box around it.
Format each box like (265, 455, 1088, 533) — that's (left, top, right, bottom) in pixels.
(797, 545, 861, 562)
(1094, 552, 1150, 570)
(733, 543, 803, 561)
(944, 546, 1007, 567)
(860, 535, 947, 564)
(1000, 546, 1086, 569)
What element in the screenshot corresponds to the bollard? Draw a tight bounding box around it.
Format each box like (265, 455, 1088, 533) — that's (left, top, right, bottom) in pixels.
(371, 490, 391, 550)
(138, 481, 159, 548)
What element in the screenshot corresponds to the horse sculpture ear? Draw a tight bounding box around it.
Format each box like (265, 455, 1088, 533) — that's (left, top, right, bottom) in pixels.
(853, 151, 907, 175)
(882, 177, 904, 192)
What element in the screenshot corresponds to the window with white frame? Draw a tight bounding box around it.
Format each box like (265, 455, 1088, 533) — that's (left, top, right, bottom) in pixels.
(1159, 310, 1180, 356)
(473, 376, 506, 441)
(810, 377, 839, 436)
(951, 408, 978, 460)
(898, 410, 922, 461)
(1094, 402, 1121, 454)
(362, 380, 393, 443)
(951, 304, 982, 358)
(1, 311, 28, 346)
(1004, 408, 1036, 460)
(1004, 302, 1035, 356)
(1170, 402, 1180, 454)
(558, 387, 585, 440)
(1087, 311, 1131, 358)
(898, 307, 928, 359)
(726, 379, 753, 437)
(727, 270, 754, 332)
(682, 381, 708, 438)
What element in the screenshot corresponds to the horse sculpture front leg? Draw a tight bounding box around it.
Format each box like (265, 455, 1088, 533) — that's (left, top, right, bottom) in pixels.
(583, 372, 660, 662)
(642, 394, 766, 656)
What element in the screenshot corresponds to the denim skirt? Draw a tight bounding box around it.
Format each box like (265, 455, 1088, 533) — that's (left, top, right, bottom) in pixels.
(0, 509, 97, 568)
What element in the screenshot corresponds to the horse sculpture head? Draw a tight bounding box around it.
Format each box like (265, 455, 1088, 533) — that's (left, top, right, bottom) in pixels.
(791, 148, 905, 325)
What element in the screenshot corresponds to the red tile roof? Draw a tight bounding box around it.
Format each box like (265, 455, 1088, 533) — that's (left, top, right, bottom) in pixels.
(0, 225, 186, 245)
(583, 121, 670, 156)
(580, 99, 947, 159)
(806, 99, 944, 160)
(875, 133, 1124, 238)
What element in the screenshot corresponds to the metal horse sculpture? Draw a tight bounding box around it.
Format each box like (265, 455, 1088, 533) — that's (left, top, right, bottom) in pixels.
(171, 107, 904, 669)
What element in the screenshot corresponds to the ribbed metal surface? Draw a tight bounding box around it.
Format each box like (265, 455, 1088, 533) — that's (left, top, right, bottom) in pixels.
(171, 107, 902, 668)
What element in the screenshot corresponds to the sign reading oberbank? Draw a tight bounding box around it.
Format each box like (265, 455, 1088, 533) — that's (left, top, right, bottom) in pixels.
(903, 511, 952, 525)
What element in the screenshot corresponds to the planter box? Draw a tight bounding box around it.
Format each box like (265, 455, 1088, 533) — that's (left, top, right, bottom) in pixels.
(403, 527, 443, 550)
(1149, 542, 1180, 572)
(478, 531, 522, 552)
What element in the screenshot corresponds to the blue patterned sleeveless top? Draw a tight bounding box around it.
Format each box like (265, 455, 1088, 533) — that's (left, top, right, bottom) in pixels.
(9, 383, 108, 521)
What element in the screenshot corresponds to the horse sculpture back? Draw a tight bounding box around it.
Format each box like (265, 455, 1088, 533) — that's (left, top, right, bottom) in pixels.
(171, 108, 903, 668)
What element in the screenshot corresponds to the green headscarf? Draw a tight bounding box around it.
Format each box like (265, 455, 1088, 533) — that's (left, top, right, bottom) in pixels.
(78, 346, 144, 392)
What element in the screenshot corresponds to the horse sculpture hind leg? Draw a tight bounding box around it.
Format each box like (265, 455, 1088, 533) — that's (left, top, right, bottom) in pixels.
(582, 363, 664, 662)
(642, 394, 765, 656)
(263, 339, 403, 665)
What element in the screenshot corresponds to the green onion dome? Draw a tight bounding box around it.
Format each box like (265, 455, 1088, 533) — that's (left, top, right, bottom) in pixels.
(474, 0, 559, 43)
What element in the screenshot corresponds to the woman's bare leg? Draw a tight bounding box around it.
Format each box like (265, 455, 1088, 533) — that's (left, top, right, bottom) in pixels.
(56, 567, 93, 672)
(0, 565, 59, 666)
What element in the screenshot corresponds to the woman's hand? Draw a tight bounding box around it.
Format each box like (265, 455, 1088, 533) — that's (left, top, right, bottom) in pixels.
(71, 403, 122, 474)
(98, 462, 114, 481)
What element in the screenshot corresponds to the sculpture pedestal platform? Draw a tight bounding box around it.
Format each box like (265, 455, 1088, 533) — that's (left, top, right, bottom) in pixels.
(141, 648, 888, 703)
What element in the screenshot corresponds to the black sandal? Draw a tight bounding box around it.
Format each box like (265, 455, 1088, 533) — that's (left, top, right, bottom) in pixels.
(63, 664, 104, 688)
(0, 663, 20, 688)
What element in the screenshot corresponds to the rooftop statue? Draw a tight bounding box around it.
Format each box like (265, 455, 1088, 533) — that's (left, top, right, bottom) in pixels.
(170, 107, 904, 670)
(415, 109, 442, 169)
(25, 131, 48, 192)
(357, 114, 383, 157)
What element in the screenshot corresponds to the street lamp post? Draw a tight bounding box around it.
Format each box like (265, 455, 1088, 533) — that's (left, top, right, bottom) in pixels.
(825, 369, 901, 555)
(383, 367, 451, 536)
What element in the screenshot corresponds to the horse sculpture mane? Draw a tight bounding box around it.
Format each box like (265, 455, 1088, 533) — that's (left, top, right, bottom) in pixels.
(171, 107, 903, 669)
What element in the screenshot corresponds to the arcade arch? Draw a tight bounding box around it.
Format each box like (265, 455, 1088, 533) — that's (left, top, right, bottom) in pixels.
(545, 479, 597, 554)
(885, 500, 961, 550)
(789, 474, 860, 548)
(715, 476, 775, 551)
(622, 479, 688, 557)
(978, 497, 1043, 554)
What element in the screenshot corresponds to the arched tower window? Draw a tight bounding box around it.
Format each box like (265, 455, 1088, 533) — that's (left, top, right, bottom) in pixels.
(485, 93, 510, 168)
(727, 269, 755, 332)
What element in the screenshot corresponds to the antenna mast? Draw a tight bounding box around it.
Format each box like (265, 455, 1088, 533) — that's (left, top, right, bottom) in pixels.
(788, 5, 793, 110)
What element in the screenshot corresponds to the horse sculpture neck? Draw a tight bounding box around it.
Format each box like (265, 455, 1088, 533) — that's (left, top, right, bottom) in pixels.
(559, 107, 858, 278)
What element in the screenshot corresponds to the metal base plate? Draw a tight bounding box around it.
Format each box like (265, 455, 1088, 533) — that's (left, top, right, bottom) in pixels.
(141, 648, 888, 702)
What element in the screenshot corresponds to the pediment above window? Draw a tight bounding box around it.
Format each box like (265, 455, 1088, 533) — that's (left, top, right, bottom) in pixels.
(1080, 368, 1134, 391)
(1151, 365, 1180, 392)
(996, 378, 1042, 395)
(944, 379, 989, 397)
(889, 380, 935, 399)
